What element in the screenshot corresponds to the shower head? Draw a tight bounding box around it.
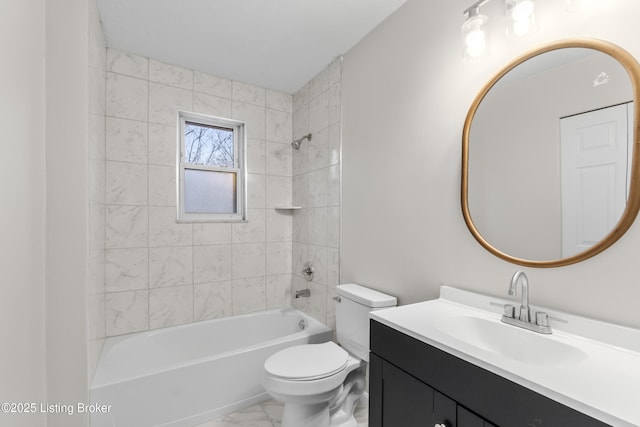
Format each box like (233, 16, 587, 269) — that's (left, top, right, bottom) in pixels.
(291, 133, 312, 150)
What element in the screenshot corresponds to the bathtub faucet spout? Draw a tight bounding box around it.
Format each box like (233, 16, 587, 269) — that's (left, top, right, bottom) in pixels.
(295, 289, 310, 298)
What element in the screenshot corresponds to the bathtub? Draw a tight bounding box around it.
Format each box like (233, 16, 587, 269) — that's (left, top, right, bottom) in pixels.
(91, 307, 331, 427)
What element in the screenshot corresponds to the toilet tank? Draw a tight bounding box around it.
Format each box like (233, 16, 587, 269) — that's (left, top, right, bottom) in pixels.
(335, 284, 397, 362)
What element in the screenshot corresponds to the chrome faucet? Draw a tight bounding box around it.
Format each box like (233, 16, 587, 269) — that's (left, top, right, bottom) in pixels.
(508, 271, 530, 323)
(502, 271, 552, 334)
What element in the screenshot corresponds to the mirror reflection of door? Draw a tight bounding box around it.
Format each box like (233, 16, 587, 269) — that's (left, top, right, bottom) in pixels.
(560, 102, 633, 257)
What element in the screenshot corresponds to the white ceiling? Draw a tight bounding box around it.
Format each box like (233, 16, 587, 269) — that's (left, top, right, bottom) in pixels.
(96, 0, 408, 94)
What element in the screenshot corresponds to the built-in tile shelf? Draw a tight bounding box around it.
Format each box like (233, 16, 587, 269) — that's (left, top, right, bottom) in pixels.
(274, 206, 302, 210)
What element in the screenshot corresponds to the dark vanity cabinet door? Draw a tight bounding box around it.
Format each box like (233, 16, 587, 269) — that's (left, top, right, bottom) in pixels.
(370, 353, 484, 427)
(373, 354, 434, 426)
(369, 320, 608, 427)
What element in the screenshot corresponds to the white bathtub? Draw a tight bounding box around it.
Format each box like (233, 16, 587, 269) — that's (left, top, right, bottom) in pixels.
(91, 307, 332, 427)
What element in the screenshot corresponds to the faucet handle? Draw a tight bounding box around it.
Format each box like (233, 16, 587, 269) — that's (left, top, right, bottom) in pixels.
(503, 304, 516, 319)
(535, 311, 549, 327)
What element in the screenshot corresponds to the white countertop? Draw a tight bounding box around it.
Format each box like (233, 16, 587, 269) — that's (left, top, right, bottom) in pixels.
(370, 286, 640, 427)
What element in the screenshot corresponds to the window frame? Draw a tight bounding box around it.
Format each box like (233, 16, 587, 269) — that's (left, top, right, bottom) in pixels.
(176, 110, 247, 223)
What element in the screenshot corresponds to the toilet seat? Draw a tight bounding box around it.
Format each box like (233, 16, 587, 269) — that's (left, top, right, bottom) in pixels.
(263, 343, 362, 399)
(265, 342, 349, 381)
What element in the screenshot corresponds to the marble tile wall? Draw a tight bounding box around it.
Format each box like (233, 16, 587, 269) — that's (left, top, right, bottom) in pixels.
(103, 48, 294, 336)
(291, 58, 342, 329)
(87, 0, 107, 378)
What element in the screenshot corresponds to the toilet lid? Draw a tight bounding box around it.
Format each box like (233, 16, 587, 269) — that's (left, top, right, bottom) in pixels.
(265, 342, 349, 381)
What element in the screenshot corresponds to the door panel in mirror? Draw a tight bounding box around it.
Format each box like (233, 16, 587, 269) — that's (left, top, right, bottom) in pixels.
(560, 103, 631, 258)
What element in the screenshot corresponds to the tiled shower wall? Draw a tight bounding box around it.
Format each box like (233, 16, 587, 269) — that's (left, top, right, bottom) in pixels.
(103, 48, 294, 336)
(87, 0, 107, 377)
(292, 59, 342, 330)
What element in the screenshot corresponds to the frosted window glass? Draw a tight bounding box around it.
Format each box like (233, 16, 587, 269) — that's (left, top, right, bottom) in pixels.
(184, 169, 237, 214)
(184, 122, 234, 167)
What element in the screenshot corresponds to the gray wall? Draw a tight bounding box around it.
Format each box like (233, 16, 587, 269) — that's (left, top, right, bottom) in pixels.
(342, 0, 640, 328)
(0, 0, 46, 426)
(2, 1, 101, 425)
(45, 0, 93, 425)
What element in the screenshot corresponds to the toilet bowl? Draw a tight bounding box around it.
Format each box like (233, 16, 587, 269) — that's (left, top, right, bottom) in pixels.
(264, 342, 364, 427)
(263, 284, 397, 427)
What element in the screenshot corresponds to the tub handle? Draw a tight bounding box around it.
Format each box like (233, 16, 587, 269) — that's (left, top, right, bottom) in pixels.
(302, 262, 314, 282)
(333, 296, 341, 303)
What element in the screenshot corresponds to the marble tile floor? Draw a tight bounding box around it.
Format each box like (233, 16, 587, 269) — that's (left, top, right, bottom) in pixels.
(195, 398, 368, 427)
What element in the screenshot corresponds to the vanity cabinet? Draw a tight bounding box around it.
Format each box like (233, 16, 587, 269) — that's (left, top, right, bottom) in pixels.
(369, 320, 608, 427)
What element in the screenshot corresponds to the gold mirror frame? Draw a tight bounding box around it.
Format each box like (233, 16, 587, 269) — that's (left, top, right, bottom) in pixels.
(462, 39, 640, 268)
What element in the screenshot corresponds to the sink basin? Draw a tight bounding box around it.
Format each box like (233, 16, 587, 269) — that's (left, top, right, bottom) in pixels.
(434, 315, 588, 366)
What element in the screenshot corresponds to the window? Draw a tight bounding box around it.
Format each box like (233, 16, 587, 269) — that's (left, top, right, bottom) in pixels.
(177, 111, 246, 222)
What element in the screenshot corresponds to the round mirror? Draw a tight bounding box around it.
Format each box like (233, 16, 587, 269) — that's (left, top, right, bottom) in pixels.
(462, 39, 640, 267)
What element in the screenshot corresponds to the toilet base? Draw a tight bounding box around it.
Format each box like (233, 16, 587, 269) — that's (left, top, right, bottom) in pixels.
(329, 366, 366, 427)
(281, 401, 331, 427)
(279, 395, 361, 427)
(276, 365, 366, 427)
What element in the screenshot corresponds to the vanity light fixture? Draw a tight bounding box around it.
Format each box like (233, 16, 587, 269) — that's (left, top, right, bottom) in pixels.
(463, 0, 539, 61)
(462, 0, 490, 60)
(463, 0, 601, 62)
(505, 0, 537, 38)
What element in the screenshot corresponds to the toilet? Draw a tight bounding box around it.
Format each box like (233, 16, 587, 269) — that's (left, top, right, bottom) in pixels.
(263, 284, 397, 427)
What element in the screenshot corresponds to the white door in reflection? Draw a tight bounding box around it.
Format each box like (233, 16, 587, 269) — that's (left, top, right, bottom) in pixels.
(560, 102, 633, 257)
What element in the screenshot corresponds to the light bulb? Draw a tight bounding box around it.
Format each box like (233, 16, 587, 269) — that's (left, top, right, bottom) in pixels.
(465, 27, 486, 49)
(462, 10, 489, 59)
(506, 0, 537, 38)
(466, 31, 487, 57)
(511, 0, 534, 21)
